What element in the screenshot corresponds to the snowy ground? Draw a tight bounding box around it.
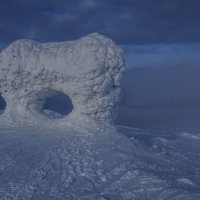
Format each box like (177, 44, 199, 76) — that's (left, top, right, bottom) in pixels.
(0, 119, 199, 200)
(1, 35, 199, 199)
(1, 65, 200, 199)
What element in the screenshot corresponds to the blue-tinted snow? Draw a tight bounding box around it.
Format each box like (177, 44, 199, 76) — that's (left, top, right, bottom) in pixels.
(1, 65, 200, 199)
(0, 121, 199, 199)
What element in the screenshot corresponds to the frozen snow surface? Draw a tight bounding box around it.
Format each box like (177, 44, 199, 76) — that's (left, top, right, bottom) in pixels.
(0, 34, 200, 199)
(0, 33, 124, 124)
(0, 121, 200, 200)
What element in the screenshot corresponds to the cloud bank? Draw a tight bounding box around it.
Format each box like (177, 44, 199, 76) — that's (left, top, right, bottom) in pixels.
(0, 0, 200, 46)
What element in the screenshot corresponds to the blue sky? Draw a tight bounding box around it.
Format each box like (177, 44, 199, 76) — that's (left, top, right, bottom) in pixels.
(0, 0, 200, 69)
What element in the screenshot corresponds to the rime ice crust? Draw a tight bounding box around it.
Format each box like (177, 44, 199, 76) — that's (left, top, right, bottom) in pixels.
(0, 33, 124, 123)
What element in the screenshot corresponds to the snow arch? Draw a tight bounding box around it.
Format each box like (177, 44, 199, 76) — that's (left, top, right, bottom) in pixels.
(0, 33, 124, 124)
(42, 90, 73, 118)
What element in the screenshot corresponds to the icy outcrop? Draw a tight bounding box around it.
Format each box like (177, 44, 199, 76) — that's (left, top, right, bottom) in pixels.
(0, 33, 124, 123)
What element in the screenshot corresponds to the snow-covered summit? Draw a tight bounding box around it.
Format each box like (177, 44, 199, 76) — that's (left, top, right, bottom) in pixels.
(0, 33, 124, 124)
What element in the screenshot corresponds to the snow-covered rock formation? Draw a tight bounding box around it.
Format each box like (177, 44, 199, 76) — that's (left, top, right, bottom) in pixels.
(0, 33, 124, 124)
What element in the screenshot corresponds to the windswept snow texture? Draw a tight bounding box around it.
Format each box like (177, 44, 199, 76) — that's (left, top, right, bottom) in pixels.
(0, 33, 124, 123)
(1, 34, 199, 200)
(0, 122, 199, 200)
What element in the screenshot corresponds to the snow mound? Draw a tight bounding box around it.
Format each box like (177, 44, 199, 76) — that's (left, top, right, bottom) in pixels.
(0, 123, 199, 200)
(0, 33, 124, 124)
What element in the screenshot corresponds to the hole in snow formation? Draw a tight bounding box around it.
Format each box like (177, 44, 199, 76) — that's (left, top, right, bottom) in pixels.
(42, 92, 73, 119)
(0, 94, 6, 114)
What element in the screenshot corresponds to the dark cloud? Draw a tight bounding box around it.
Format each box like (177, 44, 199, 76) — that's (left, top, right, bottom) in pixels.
(122, 43, 200, 69)
(0, 0, 200, 46)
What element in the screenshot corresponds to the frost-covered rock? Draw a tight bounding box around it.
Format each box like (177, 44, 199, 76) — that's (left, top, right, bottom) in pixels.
(0, 33, 124, 124)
